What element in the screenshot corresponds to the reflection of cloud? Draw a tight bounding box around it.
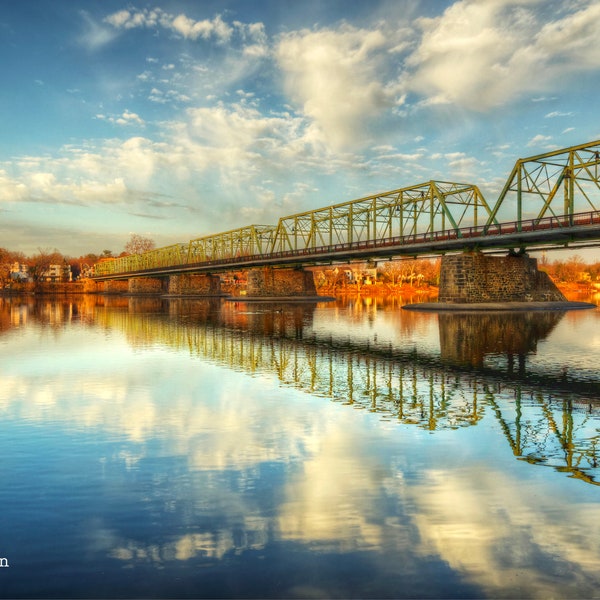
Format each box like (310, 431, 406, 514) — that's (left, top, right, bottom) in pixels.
(108, 521, 272, 564)
(0, 366, 313, 465)
(277, 421, 409, 553)
(410, 468, 600, 598)
(4, 302, 600, 598)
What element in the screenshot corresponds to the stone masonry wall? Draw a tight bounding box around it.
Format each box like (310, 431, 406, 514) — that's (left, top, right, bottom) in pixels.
(103, 280, 129, 294)
(168, 274, 222, 296)
(82, 279, 99, 293)
(246, 267, 317, 297)
(128, 277, 165, 294)
(439, 252, 566, 303)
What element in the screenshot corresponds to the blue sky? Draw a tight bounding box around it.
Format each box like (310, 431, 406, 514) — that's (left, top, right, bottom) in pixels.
(2, 0, 600, 257)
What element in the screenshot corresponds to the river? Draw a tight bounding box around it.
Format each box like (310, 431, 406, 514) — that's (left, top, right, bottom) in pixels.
(0, 293, 599, 599)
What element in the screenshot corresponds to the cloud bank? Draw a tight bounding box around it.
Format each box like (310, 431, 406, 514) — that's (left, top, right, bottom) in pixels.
(2, 0, 600, 255)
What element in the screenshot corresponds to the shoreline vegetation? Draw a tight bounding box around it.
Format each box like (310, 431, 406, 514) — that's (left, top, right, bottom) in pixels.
(2, 251, 599, 302)
(1, 279, 597, 303)
(2, 244, 599, 302)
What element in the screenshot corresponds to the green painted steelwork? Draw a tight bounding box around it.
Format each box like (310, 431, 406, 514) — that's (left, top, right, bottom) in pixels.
(94, 140, 600, 278)
(272, 180, 490, 252)
(187, 224, 278, 262)
(487, 139, 600, 228)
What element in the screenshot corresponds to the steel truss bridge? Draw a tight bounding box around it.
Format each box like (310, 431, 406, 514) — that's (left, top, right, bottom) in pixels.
(93, 140, 600, 279)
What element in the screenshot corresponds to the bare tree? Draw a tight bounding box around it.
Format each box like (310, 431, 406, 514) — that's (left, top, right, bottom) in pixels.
(125, 234, 155, 255)
(0, 248, 18, 286)
(378, 258, 440, 287)
(379, 260, 404, 285)
(28, 248, 65, 284)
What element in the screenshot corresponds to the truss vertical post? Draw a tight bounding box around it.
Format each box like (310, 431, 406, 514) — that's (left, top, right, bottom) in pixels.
(565, 150, 574, 225)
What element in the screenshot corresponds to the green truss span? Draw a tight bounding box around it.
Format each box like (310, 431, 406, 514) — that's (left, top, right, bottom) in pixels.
(94, 140, 600, 277)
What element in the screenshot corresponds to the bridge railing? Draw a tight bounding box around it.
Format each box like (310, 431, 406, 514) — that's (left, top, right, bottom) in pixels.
(93, 209, 600, 277)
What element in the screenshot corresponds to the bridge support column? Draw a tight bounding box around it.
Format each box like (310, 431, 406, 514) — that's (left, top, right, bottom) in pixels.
(168, 274, 222, 296)
(246, 267, 317, 298)
(103, 280, 129, 294)
(128, 277, 165, 294)
(438, 252, 566, 303)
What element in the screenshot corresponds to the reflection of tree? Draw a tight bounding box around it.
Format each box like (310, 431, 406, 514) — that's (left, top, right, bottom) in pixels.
(0, 295, 94, 331)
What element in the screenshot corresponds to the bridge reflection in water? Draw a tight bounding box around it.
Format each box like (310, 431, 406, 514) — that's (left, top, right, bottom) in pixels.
(95, 298, 599, 487)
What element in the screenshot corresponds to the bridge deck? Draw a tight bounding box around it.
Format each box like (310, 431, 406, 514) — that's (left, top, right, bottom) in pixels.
(92, 210, 600, 280)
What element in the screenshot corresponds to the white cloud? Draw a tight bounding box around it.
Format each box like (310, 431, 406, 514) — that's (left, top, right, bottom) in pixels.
(96, 110, 145, 127)
(78, 10, 120, 51)
(0, 169, 28, 202)
(545, 111, 574, 118)
(406, 0, 600, 110)
(2, 137, 164, 209)
(148, 88, 191, 104)
(104, 7, 265, 49)
(527, 133, 553, 147)
(275, 26, 398, 149)
(0, 101, 330, 235)
(171, 13, 232, 42)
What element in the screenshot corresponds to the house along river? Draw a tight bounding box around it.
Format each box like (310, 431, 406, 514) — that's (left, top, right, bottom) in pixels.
(0, 293, 599, 599)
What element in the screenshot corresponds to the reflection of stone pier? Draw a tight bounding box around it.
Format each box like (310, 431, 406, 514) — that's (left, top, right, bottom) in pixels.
(438, 311, 564, 369)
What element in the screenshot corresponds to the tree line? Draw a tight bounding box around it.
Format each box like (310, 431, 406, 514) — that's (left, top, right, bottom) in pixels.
(0, 234, 155, 286)
(313, 254, 600, 293)
(538, 254, 600, 285)
(2, 236, 598, 290)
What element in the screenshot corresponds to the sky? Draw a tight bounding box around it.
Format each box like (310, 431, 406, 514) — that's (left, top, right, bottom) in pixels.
(2, 0, 600, 258)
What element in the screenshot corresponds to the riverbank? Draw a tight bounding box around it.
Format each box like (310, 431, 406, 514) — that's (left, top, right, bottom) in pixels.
(1, 282, 86, 295)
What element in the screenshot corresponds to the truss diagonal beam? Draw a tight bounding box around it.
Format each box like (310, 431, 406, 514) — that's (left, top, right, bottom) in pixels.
(487, 139, 600, 228)
(273, 180, 491, 252)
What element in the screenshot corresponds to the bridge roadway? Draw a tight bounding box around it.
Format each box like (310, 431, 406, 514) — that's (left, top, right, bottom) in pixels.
(93, 140, 600, 281)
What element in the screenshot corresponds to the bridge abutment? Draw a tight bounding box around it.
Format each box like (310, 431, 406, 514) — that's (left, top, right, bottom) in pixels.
(438, 252, 566, 303)
(246, 267, 318, 298)
(168, 274, 222, 296)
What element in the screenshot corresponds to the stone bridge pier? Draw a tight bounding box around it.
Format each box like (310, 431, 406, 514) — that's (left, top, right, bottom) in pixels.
(246, 267, 318, 298)
(168, 274, 222, 296)
(438, 251, 566, 303)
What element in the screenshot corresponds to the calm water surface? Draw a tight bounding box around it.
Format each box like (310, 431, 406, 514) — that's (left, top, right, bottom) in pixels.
(0, 294, 599, 599)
